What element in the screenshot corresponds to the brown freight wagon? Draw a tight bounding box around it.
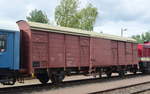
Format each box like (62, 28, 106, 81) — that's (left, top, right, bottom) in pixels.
(17, 20, 138, 84)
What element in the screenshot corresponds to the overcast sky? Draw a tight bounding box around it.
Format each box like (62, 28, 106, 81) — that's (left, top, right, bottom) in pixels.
(0, 0, 150, 37)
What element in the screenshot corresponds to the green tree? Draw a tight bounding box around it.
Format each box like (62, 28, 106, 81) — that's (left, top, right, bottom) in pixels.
(26, 9, 49, 24)
(55, 0, 98, 31)
(76, 4, 98, 31)
(132, 32, 150, 43)
(55, 0, 78, 28)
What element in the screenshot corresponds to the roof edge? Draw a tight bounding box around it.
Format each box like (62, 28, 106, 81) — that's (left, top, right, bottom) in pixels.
(26, 21, 136, 43)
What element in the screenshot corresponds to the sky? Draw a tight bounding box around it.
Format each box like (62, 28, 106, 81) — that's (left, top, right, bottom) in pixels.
(0, 0, 150, 37)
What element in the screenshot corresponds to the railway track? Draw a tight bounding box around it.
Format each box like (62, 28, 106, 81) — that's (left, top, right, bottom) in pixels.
(89, 81, 150, 94)
(0, 73, 148, 94)
(131, 88, 150, 94)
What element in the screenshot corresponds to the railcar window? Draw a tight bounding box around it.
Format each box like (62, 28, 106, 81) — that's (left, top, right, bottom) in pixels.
(0, 35, 7, 52)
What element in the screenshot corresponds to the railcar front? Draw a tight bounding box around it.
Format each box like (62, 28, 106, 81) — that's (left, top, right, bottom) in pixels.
(138, 42, 150, 73)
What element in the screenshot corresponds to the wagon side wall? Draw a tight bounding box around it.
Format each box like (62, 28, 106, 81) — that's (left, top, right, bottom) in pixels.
(92, 38, 114, 66)
(30, 29, 139, 70)
(30, 30, 90, 70)
(92, 38, 138, 67)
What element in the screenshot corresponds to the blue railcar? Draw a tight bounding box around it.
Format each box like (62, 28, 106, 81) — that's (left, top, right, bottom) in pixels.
(0, 22, 20, 85)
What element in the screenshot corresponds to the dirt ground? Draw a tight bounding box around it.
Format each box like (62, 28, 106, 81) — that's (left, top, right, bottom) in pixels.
(29, 75, 150, 94)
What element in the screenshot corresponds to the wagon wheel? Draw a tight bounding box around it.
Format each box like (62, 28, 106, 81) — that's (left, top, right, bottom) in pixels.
(133, 69, 137, 74)
(142, 70, 148, 74)
(119, 70, 125, 77)
(106, 72, 112, 78)
(1, 77, 16, 85)
(50, 75, 58, 84)
(9, 77, 16, 85)
(50, 71, 65, 84)
(37, 74, 49, 84)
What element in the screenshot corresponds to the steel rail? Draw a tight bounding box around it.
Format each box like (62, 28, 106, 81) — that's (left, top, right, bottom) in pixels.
(131, 88, 150, 94)
(89, 81, 150, 94)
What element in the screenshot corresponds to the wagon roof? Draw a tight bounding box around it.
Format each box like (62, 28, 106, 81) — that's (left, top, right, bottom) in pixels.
(28, 21, 136, 43)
